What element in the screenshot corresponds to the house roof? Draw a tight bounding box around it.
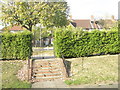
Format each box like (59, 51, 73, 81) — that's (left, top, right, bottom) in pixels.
(9, 26, 24, 31)
(2, 25, 25, 31)
(72, 19, 92, 29)
(71, 19, 102, 29)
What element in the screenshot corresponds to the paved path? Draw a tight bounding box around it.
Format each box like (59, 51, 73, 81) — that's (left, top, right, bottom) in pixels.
(31, 56, 55, 59)
(32, 47, 54, 59)
(33, 47, 53, 51)
(32, 79, 69, 88)
(32, 79, 118, 88)
(69, 83, 118, 88)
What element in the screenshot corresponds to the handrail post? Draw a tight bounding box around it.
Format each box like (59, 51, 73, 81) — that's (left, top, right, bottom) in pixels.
(27, 58, 30, 81)
(28, 55, 32, 81)
(60, 51, 68, 78)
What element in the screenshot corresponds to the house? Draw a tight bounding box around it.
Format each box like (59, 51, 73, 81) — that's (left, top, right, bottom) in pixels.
(70, 15, 117, 30)
(98, 15, 117, 29)
(70, 15, 102, 30)
(1, 25, 26, 33)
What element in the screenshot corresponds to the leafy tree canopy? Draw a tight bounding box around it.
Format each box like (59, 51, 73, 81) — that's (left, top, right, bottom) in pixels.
(1, 1, 69, 31)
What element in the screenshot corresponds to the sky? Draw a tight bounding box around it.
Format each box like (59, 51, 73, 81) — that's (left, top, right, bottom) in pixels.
(66, 0, 119, 19)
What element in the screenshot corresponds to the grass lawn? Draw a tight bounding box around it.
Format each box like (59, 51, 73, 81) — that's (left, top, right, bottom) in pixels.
(2, 60, 31, 88)
(65, 54, 118, 85)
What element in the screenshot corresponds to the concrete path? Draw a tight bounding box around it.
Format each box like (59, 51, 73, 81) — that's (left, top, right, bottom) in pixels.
(32, 79, 118, 88)
(33, 47, 53, 51)
(31, 56, 55, 59)
(32, 79, 69, 88)
(69, 83, 118, 88)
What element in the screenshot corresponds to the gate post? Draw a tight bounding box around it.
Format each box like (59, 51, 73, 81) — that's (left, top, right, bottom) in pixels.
(28, 58, 33, 81)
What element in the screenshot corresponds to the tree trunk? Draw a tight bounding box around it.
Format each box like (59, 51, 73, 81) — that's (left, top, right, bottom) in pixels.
(28, 25, 35, 47)
(28, 25, 32, 31)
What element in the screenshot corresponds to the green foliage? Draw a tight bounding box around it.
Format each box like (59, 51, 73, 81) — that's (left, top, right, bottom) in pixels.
(34, 27, 52, 39)
(65, 78, 91, 85)
(98, 19, 117, 29)
(1, 31, 32, 60)
(1, 2, 69, 31)
(64, 80, 73, 85)
(54, 27, 119, 58)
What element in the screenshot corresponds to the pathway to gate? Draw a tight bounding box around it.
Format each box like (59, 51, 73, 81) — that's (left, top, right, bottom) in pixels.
(32, 79, 69, 88)
(31, 47, 54, 59)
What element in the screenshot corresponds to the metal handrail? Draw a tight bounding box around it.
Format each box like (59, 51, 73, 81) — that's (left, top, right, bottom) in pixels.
(60, 51, 69, 78)
(60, 51, 67, 72)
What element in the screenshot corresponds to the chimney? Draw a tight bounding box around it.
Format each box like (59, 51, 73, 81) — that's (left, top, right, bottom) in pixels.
(111, 15, 115, 21)
(91, 15, 95, 21)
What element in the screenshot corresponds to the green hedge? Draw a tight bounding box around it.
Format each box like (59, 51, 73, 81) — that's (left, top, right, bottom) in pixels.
(1, 31, 33, 60)
(54, 27, 119, 58)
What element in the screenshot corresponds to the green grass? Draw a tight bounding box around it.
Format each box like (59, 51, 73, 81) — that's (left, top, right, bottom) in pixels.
(65, 55, 118, 85)
(2, 60, 31, 88)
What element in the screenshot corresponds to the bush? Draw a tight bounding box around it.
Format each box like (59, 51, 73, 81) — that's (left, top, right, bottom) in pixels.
(54, 27, 119, 58)
(1, 31, 33, 60)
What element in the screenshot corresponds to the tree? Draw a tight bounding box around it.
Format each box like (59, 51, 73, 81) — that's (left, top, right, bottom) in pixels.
(98, 19, 117, 29)
(1, 1, 69, 31)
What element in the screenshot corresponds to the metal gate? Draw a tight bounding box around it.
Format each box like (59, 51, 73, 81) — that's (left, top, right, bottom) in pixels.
(31, 27, 55, 59)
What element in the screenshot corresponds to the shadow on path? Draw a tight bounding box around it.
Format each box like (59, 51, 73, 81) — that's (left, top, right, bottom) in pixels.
(31, 56, 55, 60)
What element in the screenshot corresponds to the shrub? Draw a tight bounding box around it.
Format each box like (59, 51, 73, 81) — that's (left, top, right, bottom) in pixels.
(1, 31, 33, 60)
(54, 27, 119, 58)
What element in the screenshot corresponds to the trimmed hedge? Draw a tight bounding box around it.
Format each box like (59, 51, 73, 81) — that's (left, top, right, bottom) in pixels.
(54, 27, 119, 58)
(1, 31, 33, 60)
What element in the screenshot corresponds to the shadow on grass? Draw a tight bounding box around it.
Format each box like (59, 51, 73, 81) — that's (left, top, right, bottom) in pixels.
(63, 53, 119, 59)
(64, 60, 71, 77)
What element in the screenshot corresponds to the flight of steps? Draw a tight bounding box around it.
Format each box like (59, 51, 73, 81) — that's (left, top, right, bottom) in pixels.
(32, 58, 67, 82)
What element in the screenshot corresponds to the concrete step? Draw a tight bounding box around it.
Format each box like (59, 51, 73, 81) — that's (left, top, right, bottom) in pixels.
(34, 72, 62, 76)
(33, 65, 60, 68)
(33, 75, 62, 79)
(34, 60, 60, 63)
(33, 69, 61, 72)
(34, 62, 59, 65)
(34, 59, 59, 61)
(34, 60, 59, 62)
(33, 69, 61, 73)
(33, 70, 61, 74)
(34, 62, 60, 66)
(33, 67, 61, 70)
(33, 74, 62, 78)
(32, 77, 63, 82)
(31, 58, 66, 82)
